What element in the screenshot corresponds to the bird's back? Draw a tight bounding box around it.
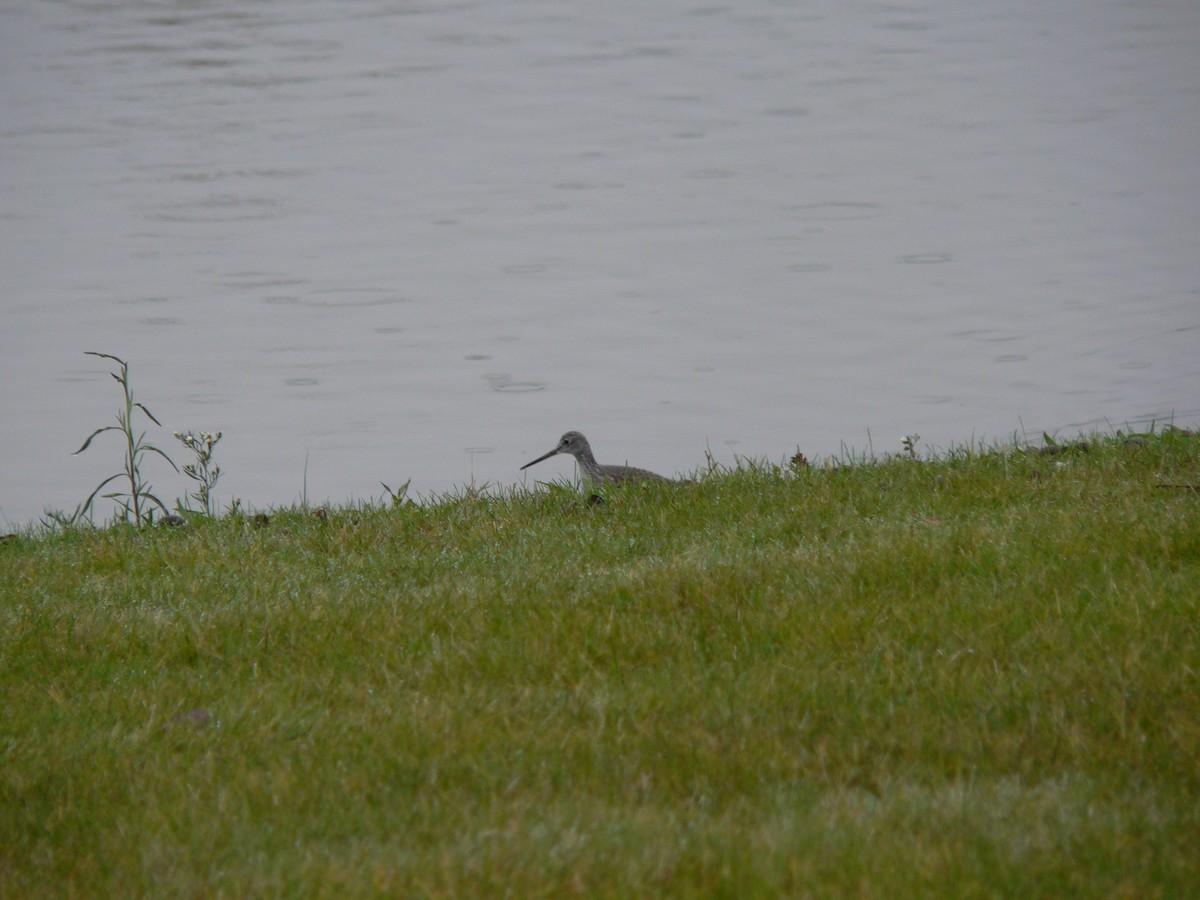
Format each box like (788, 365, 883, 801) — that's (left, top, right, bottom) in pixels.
(592, 463, 670, 485)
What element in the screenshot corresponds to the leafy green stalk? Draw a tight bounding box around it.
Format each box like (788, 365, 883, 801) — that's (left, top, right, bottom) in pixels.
(73, 352, 177, 526)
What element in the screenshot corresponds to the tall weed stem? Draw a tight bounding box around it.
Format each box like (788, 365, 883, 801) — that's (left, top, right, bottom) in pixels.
(73, 352, 177, 525)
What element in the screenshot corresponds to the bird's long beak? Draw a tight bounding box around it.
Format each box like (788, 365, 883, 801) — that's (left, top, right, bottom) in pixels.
(520, 447, 560, 470)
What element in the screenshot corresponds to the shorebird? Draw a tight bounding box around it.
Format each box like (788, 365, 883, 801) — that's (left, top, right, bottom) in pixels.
(521, 431, 670, 486)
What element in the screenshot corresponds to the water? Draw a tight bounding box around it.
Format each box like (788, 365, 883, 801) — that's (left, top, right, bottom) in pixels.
(2, 0, 1198, 527)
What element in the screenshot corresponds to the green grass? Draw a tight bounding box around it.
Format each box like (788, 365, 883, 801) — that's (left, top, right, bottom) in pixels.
(2, 431, 1198, 896)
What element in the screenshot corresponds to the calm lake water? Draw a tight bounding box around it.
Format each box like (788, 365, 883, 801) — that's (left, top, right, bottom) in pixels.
(2, 0, 1198, 526)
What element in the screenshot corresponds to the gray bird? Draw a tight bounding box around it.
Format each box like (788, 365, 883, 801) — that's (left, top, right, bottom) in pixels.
(521, 431, 670, 485)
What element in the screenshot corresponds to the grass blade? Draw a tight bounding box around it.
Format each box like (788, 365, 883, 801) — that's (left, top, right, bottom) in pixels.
(78, 473, 125, 518)
(142, 491, 173, 516)
(143, 444, 179, 472)
(84, 351, 125, 365)
(134, 402, 163, 427)
(74, 425, 120, 456)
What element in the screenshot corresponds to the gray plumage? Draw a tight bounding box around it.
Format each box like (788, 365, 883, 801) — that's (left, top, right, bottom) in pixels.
(520, 431, 669, 485)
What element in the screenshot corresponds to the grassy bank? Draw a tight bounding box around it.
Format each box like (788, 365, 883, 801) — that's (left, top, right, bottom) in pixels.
(2, 431, 1198, 896)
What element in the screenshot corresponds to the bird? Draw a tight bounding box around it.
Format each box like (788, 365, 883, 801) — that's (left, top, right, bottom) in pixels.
(520, 431, 670, 486)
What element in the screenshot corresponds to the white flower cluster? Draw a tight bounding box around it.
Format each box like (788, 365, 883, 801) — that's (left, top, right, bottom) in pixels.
(173, 430, 222, 451)
(173, 430, 223, 515)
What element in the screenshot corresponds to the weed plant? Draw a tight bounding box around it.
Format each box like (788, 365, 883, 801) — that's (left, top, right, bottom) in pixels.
(2, 429, 1198, 895)
(173, 430, 223, 517)
(71, 352, 177, 526)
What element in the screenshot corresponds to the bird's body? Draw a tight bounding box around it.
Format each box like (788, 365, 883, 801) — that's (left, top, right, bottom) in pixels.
(521, 431, 669, 486)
